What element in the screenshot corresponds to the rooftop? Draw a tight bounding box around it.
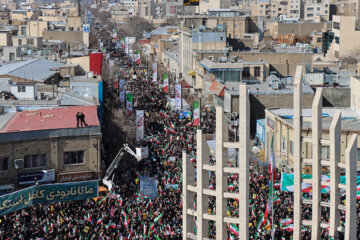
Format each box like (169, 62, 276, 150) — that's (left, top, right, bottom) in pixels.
(269, 108, 360, 132)
(200, 58, 243, 71)
(150, 26, 178, 36)
(246, 82, 314, 95)
(0, 58, 65, 82)
(0, 105, 99, 133)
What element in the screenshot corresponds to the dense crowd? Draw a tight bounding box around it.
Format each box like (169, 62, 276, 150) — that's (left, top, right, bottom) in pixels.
(0, 38, 359, 240)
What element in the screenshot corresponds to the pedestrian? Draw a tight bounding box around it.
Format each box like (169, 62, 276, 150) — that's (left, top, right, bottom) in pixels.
(76, 112, 80, 127)
(80, 112, 88, 127)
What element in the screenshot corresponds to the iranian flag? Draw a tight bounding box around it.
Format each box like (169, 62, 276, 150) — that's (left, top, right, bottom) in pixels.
(229, 224, 239, 236)
(96, 217, 103, 225)
(135, 50, 141, 64)
(126, 92, 133, 116)
(193, 101, 200, 126)
(121, 37, 125, 48)
(154, 213, 163, 223)
(163, 73, 169, 93)
(113, 29, 118, 39)
(160, 110, 169, 118)
(106, 222, 117, 229)
(256, 214, 266, 231)
(280, 218, 293, 226)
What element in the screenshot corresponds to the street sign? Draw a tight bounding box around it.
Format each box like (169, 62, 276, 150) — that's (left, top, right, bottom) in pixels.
(83, 24, 90, 33)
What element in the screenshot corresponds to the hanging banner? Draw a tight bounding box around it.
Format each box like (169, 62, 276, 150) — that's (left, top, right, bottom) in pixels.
(163, 73, 169, 93)
(175, 84, 182, 110)
(125, 37, 129, 55)
(193, 101, 200, 126)
(112, 29, 118, 39)
(152, 63, 157, 82)
(119, 79, 126, 102)
(136, 110, 144, 141)
(120, 37, 125, 48)
(140, 176, 158, 199)
(135, 50, 141, 64)
(0, 180, 98, 216)
(126, 91, 133, 116)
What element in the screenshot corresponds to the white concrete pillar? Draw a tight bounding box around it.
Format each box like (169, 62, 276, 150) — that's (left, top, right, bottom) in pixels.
(182, 151, 195, 240)
(329, 111, 341, 238)
(196, 129, 210, 240)
(311, 88, 322, 240)
(345, 134, 357, 240)
(238, 83, 249, 240)
(215, 106, 228, 240)
(293, 65, 303, 240)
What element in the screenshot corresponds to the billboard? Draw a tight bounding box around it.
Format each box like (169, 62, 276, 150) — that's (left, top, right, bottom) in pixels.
(184, 0, 199, 6)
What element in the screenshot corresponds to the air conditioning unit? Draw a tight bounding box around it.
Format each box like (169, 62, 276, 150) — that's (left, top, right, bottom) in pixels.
(14, 159, 24, 169)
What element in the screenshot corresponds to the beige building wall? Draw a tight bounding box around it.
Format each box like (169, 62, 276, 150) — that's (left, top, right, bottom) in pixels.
(0, 32, 11, 47)
(265, 109, 360, 172)
(67, 56, 90, 73)
(67, 16, 82, 31)
(27, 21, 48, 37)
(0, 135, 101, 187)
(199, 0, 230, 14)
(351, 76, 360, 114)
(326, 15, 360, 60)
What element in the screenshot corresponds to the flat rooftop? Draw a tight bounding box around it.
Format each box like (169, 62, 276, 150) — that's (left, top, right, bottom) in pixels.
(0, 105, 99, 133)
(269, 108, 360, 132)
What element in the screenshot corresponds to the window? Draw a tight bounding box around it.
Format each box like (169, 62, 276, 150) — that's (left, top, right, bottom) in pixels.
(307, 13, 314, 17)
(64, 151, 85, 165)
(290, 141, 294, 154)
(18, 85, 26, 92)
(317, 7, 320, 11)
(307, 7, 313, 11)
(220, 36, 224, 41)
(242, 67, 250, 78)
(317, 38, 322, 43)
(321, 146, 330, 160)
(358, 148, 360, 162)
(27, 39, 34, 45)
(254, 67, 261, 77)
(335, 37, 340, 44)
(18, 39, 22, 46)
(21, 27, 26, 35)
(0, 157, 8, 171)
(24, 154, 46, 169)
(333, 22, 340, 30)
(281, 138, 286, 152)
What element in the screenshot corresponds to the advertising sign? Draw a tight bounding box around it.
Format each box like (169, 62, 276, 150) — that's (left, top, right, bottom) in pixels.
(19, 169, 55, 186)
(57, 172, 95, 183)
(0, 180, 98, 216)
(184, 0, 199, 5)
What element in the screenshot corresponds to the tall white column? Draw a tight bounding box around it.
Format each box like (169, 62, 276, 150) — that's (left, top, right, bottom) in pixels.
(329, 112, 341, 238)
(215, 106, 228, 240)
(345, 134, 357, 240)
(196, 130, 210, 240)
(293, 65, 303, 240)
(311, 89, 322, 240)
(182, 151, 194, 240)
(238, 83, 249, 240)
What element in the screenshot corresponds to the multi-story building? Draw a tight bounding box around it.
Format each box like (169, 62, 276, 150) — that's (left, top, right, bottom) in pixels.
(199, 0, 231, 14)
(0, 105, 102, 192)
(250, 0, 288, 18)
(325, 15, 360, 60)
(304, 0, 335, 22)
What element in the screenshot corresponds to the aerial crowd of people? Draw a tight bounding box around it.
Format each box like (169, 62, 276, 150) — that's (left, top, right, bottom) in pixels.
(0, 37, 359, 240)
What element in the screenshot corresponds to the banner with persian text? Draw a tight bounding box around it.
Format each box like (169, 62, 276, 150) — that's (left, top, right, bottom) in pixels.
(0, 180, 98, 216)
